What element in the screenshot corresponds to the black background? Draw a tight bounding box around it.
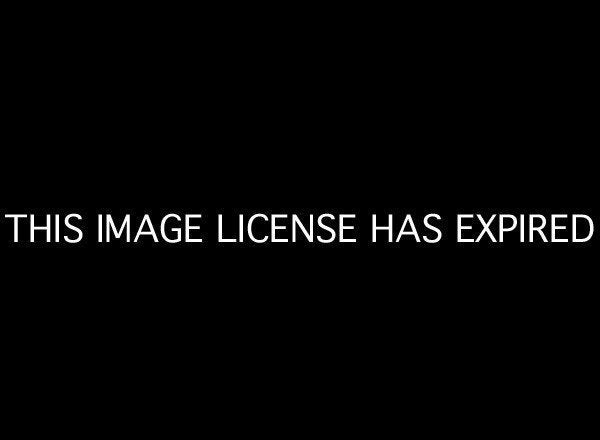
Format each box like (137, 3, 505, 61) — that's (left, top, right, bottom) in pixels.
(1, 6, 597, 434)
